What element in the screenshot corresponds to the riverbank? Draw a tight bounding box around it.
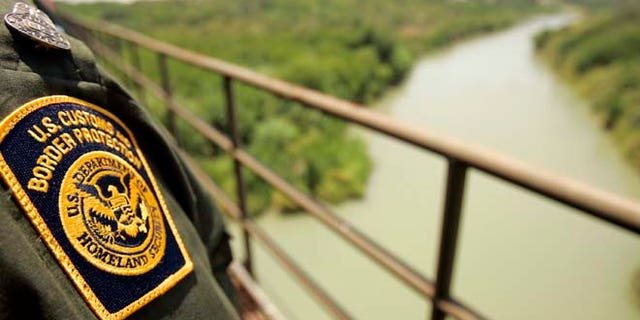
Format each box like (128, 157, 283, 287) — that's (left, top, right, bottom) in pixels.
(535, 5, 640, 170)
(252, 14, 640, 319)
(60, 0, 549, 214)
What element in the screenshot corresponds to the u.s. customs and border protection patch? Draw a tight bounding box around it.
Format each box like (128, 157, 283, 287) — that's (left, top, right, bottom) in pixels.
(0, 96, 193, 320)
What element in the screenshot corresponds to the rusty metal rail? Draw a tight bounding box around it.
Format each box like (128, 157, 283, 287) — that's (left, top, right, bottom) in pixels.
(60, 14, 640, 320)
(78, 36, 438, 320)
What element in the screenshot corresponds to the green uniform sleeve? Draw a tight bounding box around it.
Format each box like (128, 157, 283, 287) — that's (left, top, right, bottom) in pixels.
(0, 0, 238, 318)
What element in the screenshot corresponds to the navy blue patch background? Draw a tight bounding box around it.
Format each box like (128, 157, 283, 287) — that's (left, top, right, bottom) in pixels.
(0, 102, 187, 313)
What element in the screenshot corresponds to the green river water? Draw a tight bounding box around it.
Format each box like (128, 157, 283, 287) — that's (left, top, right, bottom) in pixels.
(230, 14, 640, 320)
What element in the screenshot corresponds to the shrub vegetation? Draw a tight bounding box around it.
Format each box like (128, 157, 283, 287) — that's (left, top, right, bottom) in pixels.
(536, 1, 640, 168)
(61, 0, 541, 215)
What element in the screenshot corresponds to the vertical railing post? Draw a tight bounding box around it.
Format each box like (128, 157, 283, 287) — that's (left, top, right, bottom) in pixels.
(157, 53, 179, 145)
(431, 159, 467, 320)
(223, 76, 253, 275)
(111, 38, 129, 86)
(129, 42, 146, 107)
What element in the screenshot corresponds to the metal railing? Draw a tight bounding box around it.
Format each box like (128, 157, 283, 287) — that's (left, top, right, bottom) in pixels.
(60, 15, 640, 320)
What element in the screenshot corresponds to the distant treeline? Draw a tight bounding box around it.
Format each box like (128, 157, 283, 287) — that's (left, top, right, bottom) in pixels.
(535, 2, 640, 169)
(61, 0, 543, 215)
(560, 0, 637, 9)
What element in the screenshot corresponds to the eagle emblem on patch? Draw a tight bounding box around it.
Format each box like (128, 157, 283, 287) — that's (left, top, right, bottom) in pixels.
(60, 151, 167, 275)
(0, 96, 193, 320)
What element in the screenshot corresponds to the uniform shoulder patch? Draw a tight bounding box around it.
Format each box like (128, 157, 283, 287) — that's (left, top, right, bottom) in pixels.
(0, 96, 193, 319)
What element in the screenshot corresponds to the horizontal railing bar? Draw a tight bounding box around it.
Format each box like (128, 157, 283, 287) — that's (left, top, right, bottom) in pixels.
(228, 261, 288, 320)
(85, 36, 234, 152)
(88, 38, 437, 298)
(184, 144, 345, 319)
(186, 146, 486, 320)
(84, 35, 528, 320)
(62, 16, 640, 235)
(187, 146, 486, 320)
(244, 220, 353, 320)
(85, 38, 242, 221)
(233, 148, 437, 297)
(188, 144, 486, 320)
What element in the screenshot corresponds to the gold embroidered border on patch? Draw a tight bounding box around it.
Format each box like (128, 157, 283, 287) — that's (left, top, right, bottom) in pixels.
(0, 96, 193, 320)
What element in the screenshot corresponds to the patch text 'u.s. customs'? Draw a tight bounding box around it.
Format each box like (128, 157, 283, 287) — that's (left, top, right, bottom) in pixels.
(0, 96, 193, 320)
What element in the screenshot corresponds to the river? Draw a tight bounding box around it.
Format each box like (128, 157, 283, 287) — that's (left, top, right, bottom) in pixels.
(232, 14, 640, 320)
